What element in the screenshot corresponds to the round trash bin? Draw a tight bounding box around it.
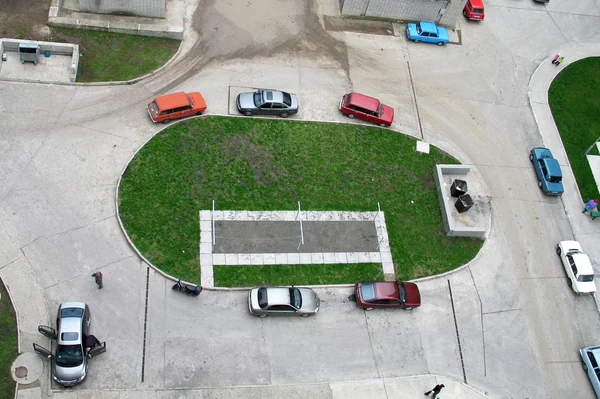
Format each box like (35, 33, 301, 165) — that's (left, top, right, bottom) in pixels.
(451, 179, 468, 197)
(455, 194, 474, 213)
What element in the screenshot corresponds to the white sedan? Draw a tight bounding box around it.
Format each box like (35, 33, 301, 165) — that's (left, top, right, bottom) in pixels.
(556, 241, 596, 295)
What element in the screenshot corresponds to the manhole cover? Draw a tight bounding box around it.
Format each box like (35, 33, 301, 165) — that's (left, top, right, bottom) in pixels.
(11, 352, 43, 384)
(15, 366, 27, 378)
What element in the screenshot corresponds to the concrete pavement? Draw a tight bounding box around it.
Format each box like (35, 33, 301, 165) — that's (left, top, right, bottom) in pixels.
(2, 0, 600, 398)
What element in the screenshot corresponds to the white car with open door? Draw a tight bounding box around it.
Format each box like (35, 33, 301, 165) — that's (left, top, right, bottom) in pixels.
(33, 302, 106, 386)
(556, 241, 596, 295)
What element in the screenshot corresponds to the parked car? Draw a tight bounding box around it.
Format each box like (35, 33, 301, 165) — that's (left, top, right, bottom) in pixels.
(339, 92, 394, 127)
(33, 302, 106, 386)
(236, 89, 298, 118)
(248, 286, 320, 317)
(463, 0, 485, 21)
(147, 91, 207, 123)
(406, 21, 449, 45)
(354, 281, 421, 310)
(529, 147, 564, 195)
(556, 241, 596, 295)
(580, 345, 600, 397)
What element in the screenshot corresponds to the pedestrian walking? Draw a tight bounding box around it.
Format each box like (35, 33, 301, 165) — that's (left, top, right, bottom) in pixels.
(583, 199, 599, 213)
(424, 383, 445, 398)
(91, 271, 103, 289)
(555, 56, 565, 66)
(551, 53, 560, 65)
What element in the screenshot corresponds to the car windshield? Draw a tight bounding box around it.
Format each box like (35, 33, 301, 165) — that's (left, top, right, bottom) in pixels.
(55, 344, 83, 368)
(549, 176, 562, 183)
(185, 93, 193, 107)
(360, 283, 376, 301)
(60, 307, 84, 318)
(150, 101, 159, 113)
(416, 23, 422, 34)
(282, 92, 292, 106)
(579, 274, 594, 283)
(377, 103, 383, 116)
(257, 288, 268, 308)
(289, 288, 302, 309)
(254, 91, 265, 107)
(397, 282, 406, 302)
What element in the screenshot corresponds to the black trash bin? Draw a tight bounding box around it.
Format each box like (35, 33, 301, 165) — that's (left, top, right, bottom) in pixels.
(455, 194, 474, 213)
(450, 179, 468, 197)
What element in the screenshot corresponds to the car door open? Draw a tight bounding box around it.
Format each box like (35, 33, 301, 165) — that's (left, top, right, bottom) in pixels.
(87, 341, 107, 358)
(38, 325, 57, 339)
(33, 343, 53, 358)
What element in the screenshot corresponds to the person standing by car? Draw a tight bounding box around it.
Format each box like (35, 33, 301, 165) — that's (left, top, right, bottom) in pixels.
(85, 334, 101, 355)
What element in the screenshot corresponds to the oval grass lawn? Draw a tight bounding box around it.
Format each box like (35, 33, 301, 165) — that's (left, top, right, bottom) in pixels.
(549, 57, 600, 201)
(118, 116, 483, 284)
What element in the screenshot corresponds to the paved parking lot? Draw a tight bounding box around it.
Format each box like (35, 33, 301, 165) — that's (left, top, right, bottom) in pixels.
(2, 0, 600, 398)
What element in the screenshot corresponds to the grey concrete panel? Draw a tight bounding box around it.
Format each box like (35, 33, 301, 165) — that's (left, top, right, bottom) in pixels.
(551, 13, 600, 45)
(448, 268, 486, 383)
(198, 384, 333, 399)
(363, 308, 429, 377)
(343, 32, 418, 137)
(213, 221, 378, 253)
(263, 289, 380, 384)
(416, 277, 464, 381)
(0, 52, 74, 83)
(480, 310, 544, 398)
(482, 6, 569, 64)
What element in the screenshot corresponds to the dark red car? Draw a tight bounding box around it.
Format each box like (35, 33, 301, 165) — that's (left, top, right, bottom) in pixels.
(354, 281, 421, 310)
(339, 92, 394, 127)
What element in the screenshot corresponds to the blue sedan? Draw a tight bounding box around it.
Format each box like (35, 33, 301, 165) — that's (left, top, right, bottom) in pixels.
(529, 147, 564, 195)
(406, 21, 449, 45)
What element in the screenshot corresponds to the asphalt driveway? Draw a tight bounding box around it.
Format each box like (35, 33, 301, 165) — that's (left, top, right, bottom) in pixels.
(1, 0, 600, 398)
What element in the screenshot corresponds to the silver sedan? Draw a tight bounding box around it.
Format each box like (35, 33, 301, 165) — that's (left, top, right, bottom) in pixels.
(236, 89, 298, 118)
(248, 287, 320, 317)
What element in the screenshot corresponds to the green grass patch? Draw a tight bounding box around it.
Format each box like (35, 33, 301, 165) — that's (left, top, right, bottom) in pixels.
(0, 278, 18, 397)
(215, 263, 384, 287)
(549, 57, 600, 201)
(118, 116, 483, 284)
(50, 27, 180, 82)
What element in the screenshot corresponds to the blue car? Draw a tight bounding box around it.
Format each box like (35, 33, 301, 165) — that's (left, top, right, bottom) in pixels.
(406, 21, 449, 45)
(529, 147, 564, 195)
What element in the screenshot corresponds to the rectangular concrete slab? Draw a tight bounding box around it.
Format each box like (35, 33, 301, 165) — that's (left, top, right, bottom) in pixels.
(213, 221, 378, 253)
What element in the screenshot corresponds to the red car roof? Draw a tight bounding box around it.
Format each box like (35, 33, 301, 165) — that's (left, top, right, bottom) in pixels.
(347, 92, 381, 112)
(154, 92, 191, 110)
(468, 0, 484, 7)
(374, 281, 399, 300)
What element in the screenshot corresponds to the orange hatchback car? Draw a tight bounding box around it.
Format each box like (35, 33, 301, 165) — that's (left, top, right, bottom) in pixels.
(147, 91, 207, 123)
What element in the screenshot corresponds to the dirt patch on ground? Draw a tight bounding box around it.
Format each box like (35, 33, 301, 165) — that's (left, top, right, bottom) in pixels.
(0, 0, 52, 40)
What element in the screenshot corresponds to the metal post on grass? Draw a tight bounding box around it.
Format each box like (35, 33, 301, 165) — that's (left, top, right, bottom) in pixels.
(375, 202, 385, 251)
(584, 136, 600, 155)
(296, 201, 304, 251)
(212, 200, 216, 246)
